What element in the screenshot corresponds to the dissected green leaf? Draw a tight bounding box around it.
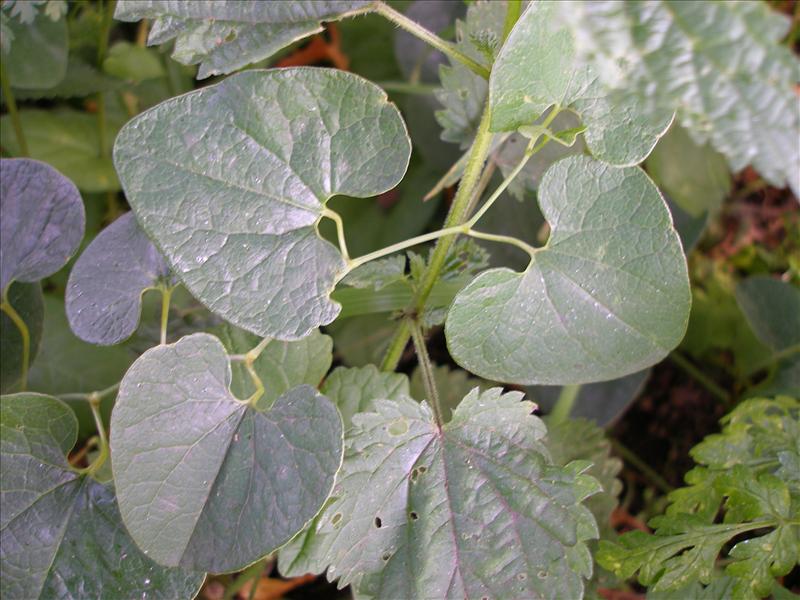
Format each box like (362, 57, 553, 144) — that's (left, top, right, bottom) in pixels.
(409, 363, 489, 423)
(0, 282, 44, 393)
(66, 212, 172, 346)
(322, 365, 410, 428)
(114, 1, 372, 79)
(114, 68, 411, 340)
(490, 1, 671, 166)
(446, 155, 690, 385)
(735, 276, 800, 352)
(0, 110, 122, 192)
(564, 1, 800, 195)
(1, 6, 67, 89)
(214, 324, 333, 410)
(646, 124, 731, 218)
(111, 333, 343, 572)
(280, 388, 600, 599)
(0, 158, 85, 293)
(0, 393, 203, 599)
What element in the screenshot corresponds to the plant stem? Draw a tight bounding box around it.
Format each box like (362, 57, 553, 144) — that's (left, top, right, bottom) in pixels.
(502, 0, 523, 41)
(1, 294, 30, 391)
(347, 224, 464, 270)
(380, 319, 411, 371)
(59, 382, 120, 402)
(223, 558, 270, 600)
(96, 0, 117, 159)
(462, 158, 497, 219)
(76, 393, 111, 477)
(409, 320, 443, 426)
(374, 2, 490, 80)
(669, 351, 731, 404)
(376, 81, 438, 95)
(466, 229, 537, 259)
(610, 438, 673, 494)
(0, 61, 29, 156)
(159, 285, 173, 345)
(548, 385, 581, 425)
(743, 343, 800, 377)
(322, 208, 350, 262)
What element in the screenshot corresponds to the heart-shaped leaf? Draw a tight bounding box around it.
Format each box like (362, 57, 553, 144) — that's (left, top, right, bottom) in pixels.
(0, 158, 85, 293)
(280, 389, 600, 599)
(0, 393, 203, 599)
(446, 155, 691, 385)
(114, 1, 372, 79)
(489, 1, 671, 166)
(66, 212, 171, 346)
(0, 282, 44, 393)
(114, 68, 411, 340)
(735, 276, 800, 353)
(110, 333, 343, 572)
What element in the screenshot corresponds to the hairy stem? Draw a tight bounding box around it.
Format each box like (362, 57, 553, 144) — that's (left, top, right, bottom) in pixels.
(374, 2, 490, 80)
(0, 61, 29, 156)
(409, 320, 444, 426)
(1, 293, 30, 391)
(548, 385, 581, 425)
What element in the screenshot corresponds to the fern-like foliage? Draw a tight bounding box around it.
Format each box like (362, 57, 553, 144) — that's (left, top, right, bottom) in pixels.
(598, 396, 800, 599)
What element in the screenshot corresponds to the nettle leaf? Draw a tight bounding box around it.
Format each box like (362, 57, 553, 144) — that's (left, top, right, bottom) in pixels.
(490, 1, 671, 166)
(281, 389, 600, 599)
(214, 323, 333, 410)
(321, 365, 410, 428)
(564, 1, 800, 196)
(409, 363, 490, 423)
(0, 282, 44, 393)
(735, 276, 800, 353)
(114, 68, 411, 340)
(1, 6, 67, 89)
(114, 1, 373, 79)
(446, 155, 690, 385)
(0, 393, 203, 599)
(110, 333, 343, 572)
(0, 158, 85, 293)
(66, 212, 171, 346)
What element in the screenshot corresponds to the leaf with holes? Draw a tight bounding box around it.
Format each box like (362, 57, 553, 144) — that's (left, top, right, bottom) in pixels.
(110, 333, 343, 572)
(281, 388, 600, 599)
(113, 68, 410, 340)
(0, 393, 204, 599)
(446, 155, 690, 385)
(114, 1, 373, 79)
(66, 212, 172, 346)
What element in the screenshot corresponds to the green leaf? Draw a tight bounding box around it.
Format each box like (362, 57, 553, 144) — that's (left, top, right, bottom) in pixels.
(114, 68, 411, 340)
(103, 41, 165, 81)
(214, 324, 333, 410)
(9, 58, 122, 101)
(490, 1, 671, 166)
(114, 1, 372, 79)
(0, 110, 121, 192)
(0, 393, 204, 599)
(0, 282, 43, 393)
(409, 363, 489, 423)
(66, 212, 172, 346)
(279, 389, 600, 598)
(565, 1, 800, 195)
(645, 124, 731, 218)
(321, 365, 410, 429)
(110, 332, 343, 572)
(0, 158, 85, 293)
(341, 256, 407, 291)
(735, 276, 800, 352)
(1, 7, 67, 88)
(446, 155, 691, 385)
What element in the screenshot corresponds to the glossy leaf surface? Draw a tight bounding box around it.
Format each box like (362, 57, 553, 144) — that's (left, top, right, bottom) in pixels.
(446, 156, 690, 385)
(0, 393, 203, 599)
(0, 159, 84, 292)
(111, 333, 343, 572)
(66, 212, 171, 345)
(281, 389, 599, 599)
(114, 68, 411, 340)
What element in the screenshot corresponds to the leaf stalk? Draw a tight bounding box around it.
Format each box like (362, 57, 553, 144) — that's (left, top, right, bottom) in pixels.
(1, 292, 31, 391)
(409, 320, 444, 427)
(0, 61, 29, 156)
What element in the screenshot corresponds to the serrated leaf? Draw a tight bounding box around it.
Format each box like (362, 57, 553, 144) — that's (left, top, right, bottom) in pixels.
(564, 0, 800, 195)
(735, 276, 800, 352)
(1, 7, 67, 89)
(490, 1, 671, 165)
(0, 282, 43, 393)
(0, 393, 203, 599)
(409, 363, 489, 423)
(214, 323, 333, 411)
(0, 159, 85, 293)
(446, 155, 690, 385)
(280, 389, 600, 599)
(114, 68, 411, 340)
(115, 0, 372, 79)
(110, 333, 343, 572)
(0, 110, 121, 192)
(66, 212, 171, 346)
(321, 365, 410, 429)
